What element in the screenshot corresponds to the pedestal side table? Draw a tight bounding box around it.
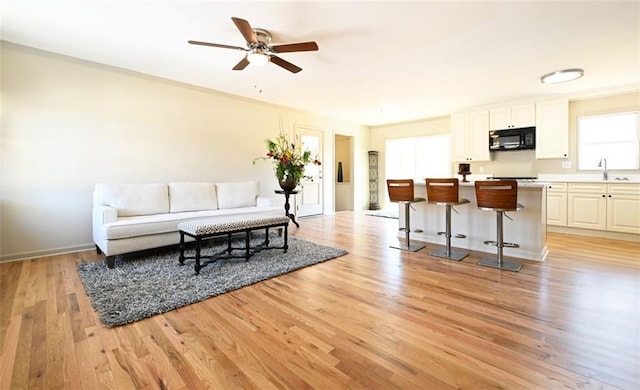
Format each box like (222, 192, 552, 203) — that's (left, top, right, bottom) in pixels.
(275, 189, 300, 228)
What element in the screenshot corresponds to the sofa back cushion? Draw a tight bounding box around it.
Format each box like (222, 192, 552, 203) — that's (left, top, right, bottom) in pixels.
(216, 181, 259, 209)
(169, 182, 218, 213)
(95, 183, 169, 217)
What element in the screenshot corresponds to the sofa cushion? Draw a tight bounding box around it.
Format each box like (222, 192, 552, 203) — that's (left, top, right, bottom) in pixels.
(95, 183, 169, 217)
(169, 182, 218, 213)
(103, 207, 282, 239)
(216, 181, 259, 209)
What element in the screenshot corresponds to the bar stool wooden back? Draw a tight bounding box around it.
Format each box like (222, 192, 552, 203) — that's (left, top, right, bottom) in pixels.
(425, 178, 469, 261)
(474, 180, 524, 272)
(386, 179, 425, 251)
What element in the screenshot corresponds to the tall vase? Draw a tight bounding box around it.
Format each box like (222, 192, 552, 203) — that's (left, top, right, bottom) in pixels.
(337, 162, 344, 182)
(279, 176, 298, 191)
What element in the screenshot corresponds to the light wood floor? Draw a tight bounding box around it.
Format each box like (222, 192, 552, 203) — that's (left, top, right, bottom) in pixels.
(1, 211, 639, 389)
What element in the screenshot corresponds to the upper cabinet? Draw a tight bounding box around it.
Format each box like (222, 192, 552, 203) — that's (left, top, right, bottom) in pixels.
(489, 103, 536, 130)
(535, 99, 569, 159)
(451, 98, 569, 162)
(451, 110, 491, 162)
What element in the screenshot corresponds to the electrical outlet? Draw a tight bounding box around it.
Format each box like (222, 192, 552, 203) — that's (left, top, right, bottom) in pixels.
(562, 161, 571, 169)
(479, 166, 484, 173)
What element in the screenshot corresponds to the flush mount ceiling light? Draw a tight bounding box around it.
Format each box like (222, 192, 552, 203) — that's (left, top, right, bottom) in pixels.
(540, 68, 584, 84)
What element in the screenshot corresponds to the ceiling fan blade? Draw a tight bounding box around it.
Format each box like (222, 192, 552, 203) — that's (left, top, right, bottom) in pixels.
(231, 17, 258, 44)
(271, 41, 319, 53)
(188, 40, 246, 51)
(232, 56, 250, 71)
(270, 55, 302, 73)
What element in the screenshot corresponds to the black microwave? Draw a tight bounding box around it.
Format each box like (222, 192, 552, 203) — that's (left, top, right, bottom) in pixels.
(489, 127, 536, 151)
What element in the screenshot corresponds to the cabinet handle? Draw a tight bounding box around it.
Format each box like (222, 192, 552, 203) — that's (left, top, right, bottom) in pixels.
(608, 195, 612, 198)
(602, 195, 605, 198)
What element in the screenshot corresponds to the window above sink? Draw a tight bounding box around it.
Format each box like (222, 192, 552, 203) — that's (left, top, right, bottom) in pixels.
(578, 111, 639, 171)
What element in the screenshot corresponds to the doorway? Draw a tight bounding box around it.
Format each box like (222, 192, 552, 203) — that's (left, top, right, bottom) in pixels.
(335, 134, 353, 212)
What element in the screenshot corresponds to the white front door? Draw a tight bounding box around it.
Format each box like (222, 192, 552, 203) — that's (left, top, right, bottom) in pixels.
(296, 127, 323, 217)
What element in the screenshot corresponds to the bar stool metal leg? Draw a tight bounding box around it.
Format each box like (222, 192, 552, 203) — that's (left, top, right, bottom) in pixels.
(430, 205, 468, 261)
(390, 202, 425, 252)
(478, 211, 523, 272)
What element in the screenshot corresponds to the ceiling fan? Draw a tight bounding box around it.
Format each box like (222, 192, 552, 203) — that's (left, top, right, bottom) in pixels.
(188, 17, 319, 73)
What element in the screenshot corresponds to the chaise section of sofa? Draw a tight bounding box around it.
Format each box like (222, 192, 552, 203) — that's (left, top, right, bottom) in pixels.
(92, 181, 282, 268)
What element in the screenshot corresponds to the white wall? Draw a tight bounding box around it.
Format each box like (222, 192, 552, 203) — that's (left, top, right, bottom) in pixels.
(0, 42, 368, 260)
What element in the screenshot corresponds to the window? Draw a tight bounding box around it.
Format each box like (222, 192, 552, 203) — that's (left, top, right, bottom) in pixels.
(385, 134, 451, 182)
(578, 111, 639, 170)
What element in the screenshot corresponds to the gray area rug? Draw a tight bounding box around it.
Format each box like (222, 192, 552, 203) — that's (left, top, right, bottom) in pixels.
(77, 235, 347, 327)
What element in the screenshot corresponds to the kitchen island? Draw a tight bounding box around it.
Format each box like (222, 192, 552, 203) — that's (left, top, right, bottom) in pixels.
(397, 181, 548, 261)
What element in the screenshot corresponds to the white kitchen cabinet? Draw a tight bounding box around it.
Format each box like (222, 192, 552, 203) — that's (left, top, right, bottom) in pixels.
(566, 182, 640, 233)
(546, 182, 567, 226)
(535, 99, 569, 159)
(451, 111, 491, 162)
(489, 103, 535, 130)
(606, 183, 640, 234)
(568, 183, 607, 230)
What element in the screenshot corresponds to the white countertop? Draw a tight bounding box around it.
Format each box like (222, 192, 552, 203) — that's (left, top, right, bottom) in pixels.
(417, 181, 546, 188)
(538, 174, 640, 183)
(415, 174, 640, 187)
(457, 181, 547, 188)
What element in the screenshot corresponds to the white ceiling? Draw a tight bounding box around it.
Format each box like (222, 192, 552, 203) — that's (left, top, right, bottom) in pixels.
(1, 1, 639, 126)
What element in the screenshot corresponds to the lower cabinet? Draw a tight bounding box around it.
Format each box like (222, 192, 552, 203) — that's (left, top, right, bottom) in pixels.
(546, 183, 567, 226)
(565, 182, 640, 234)
(606, 184, 640, 234)
(567, 184, 607, 230)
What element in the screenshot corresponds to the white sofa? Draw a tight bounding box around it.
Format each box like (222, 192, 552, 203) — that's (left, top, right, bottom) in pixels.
(92, 181, 283, 268)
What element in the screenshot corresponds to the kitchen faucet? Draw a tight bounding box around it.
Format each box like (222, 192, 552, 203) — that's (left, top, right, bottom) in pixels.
(598, 157, 608, 181)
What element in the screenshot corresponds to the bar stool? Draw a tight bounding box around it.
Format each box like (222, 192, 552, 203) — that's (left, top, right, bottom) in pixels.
(425, 178, 469, 261)
(474, 180, 524, 272)
(386, 179, 425, 251)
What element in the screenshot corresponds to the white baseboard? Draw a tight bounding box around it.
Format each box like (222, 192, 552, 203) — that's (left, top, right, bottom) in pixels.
(0, 244, 96, 263)
(547, 226, 640, 242)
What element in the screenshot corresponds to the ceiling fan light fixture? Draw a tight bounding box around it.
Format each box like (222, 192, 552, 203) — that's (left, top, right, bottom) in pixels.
(247, 50, 269, 67)
(540, 68, 584, 84)
(188, 17, 317, 73)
